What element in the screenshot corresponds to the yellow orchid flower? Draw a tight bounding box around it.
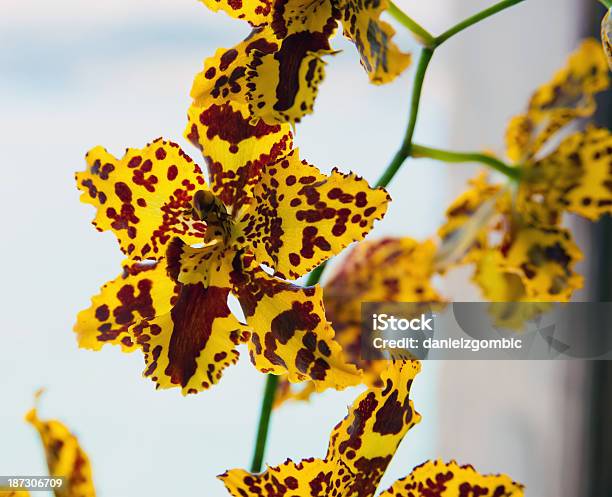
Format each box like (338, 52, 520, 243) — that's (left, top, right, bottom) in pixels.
(190, 0, 411, 126)
(75, 130, 389, 394)
(439, 40, 611, 306)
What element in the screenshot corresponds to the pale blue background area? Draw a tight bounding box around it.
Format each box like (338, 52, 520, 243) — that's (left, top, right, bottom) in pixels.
(0, 0, 588, 496)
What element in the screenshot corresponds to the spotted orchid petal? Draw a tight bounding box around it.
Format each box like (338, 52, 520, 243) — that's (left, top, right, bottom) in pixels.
(237, 149, 390, 279)
(76, 139, 207, 260)
(437, 173, 503, 265)
(197, 0, 273, 26)
(74, 260, 179, 352)
(339, 0, 411, 84)
(472, 225, 583, 303)
(377, 460, 524, 497)
(26, 403, 96, 497)
(505, 39, 609, 163)
(232, 255, 362, 391)
(131, 283, 250, 395)
(523, 126, 612, 222)
(189, 10, 337, 127)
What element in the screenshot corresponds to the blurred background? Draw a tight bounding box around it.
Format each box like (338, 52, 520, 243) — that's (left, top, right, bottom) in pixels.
(0, 0, 609, 495)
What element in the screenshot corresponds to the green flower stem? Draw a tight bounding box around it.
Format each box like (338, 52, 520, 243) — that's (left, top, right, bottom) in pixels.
(433, 0, 526, 47)
(249, 0, 526, 474)
(376, 48, 434, 187)
(411, 144, 521, 180)
(598, 0, 612, 9)
(388, 1, 436, 47)
(249, 374, 279, 472)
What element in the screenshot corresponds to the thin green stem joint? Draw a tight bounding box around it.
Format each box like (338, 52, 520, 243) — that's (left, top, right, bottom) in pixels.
(388, 1, 436, 47)
(598, 0, 612, 10)
(411, 144, 521, 180)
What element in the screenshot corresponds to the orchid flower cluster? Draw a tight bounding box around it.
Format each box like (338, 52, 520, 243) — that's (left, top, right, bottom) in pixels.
(8, 1, 612, 496)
